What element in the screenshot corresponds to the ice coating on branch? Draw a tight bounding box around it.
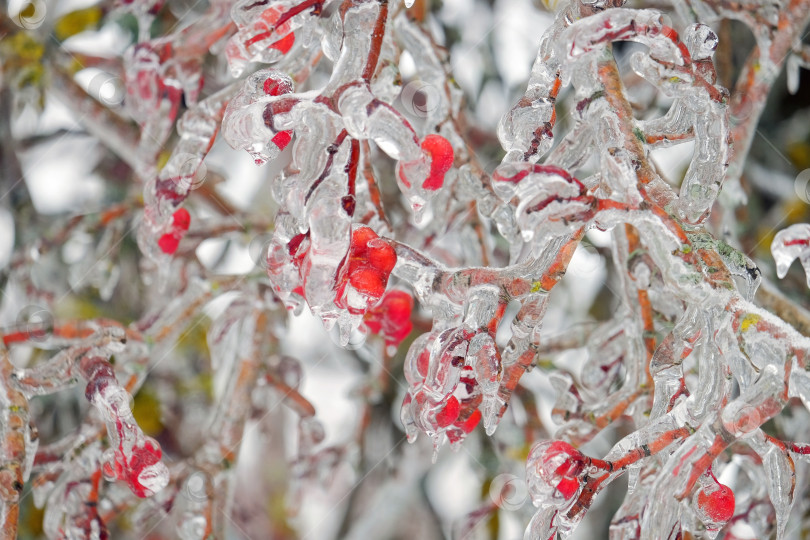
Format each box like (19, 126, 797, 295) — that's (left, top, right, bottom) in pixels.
(337, 84, 452, 220)
(751, 436, 795, 540)
(492, 163, 592, 242)
(137, 75, 239, 268)
(392, 13, 456, 130)
(225, 0, 304, 76)
(6, 0, 810, 536)
(121, 0, 233, 177)
(124, 43, 184, 165)
(524, 507, 560, 540)
(82, 355, 169, 498)
(483, 3, 806, 538)
(336, 86, 422, 163)
(497, 0, 570, 163)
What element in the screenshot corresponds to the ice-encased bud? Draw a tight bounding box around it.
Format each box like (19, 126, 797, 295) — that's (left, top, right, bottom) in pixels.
(404, 333, 434, 387)
(694, 483, 735, 533)
(772, 224, 810, 287)
(685, 24, 718, 61)
(526, 440, 585, 508)
(225, 0, 300, 76)
(221, 69, 295, 165)
(467, 332, 501, 395)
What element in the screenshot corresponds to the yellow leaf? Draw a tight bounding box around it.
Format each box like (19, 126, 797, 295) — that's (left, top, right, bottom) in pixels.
(132, 386, 164, 436)
(54, 7, 103, 41)
(8, 32, 44, 62)
(740, 313, 761, 333)
(788, 142, 810, 170)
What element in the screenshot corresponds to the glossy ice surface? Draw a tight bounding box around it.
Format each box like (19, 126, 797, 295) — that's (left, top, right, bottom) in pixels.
(2, 0, 810, 537)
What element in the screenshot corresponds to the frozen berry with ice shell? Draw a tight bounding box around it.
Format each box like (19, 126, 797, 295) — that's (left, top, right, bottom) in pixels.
(258, 6, 296, 54)
(435, 395, 461, 428)
(397, 134, 454, 191)
(526, 440, 586, 506)
(335, 227, 397, 314)
(104, 436, 169, 498)
(364, 290, 414, 346)
(350, 228, 396, 274)
(696, 483, 735, 528)
(348, 266, 387, 299)
(404, 334, 434, 387)
(420, 135, 454, 190)
(349, 227, 397, 273)
(407, 389, 463, 435)
(350, 226, 379, 251)
(261, 74, 294, 150)
(262, 75, 293, 96)
(456, 408, 482, 434)
(365, 240, 397, 274)
(157, 208, 191, 255)
(271, 130, 293, 150)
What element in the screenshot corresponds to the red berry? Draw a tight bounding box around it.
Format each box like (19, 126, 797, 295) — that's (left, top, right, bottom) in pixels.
(528, 440, 587, 503)
(420, 134, 454, 191)
(263, 78, 284, 96)
(555, 476, 581, 500)
(349, 266, 386, 298)
(697, 484, 735, 524)
(157, 208, 191, 254)
(366, 240, 397, 274)
(157, 233, 180, 254)
(383, 291, 412, 322)
(172, 208, 191, 231)
(364, 290, 413, 345)
(335, 228, 399, 315)
(270, 33, 295, 54)
(416, 348, 430, 377)
(119, 438, 164, 498)
(382, 292, 413, 343)
(364, 317, 382, 334)
(351, 227, 396, 276)
(351, 227, 379, 256)
(272, 130, 292, 150)
(388, 320, 413, 344)
(458, 409, 481, 433)
(544, 441, 584, 477)
(436, 396, 460, 428)
(257, 7, 295, 55)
